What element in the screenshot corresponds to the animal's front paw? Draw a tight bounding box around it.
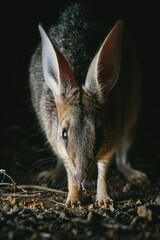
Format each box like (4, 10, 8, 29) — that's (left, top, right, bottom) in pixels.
(96, 193, 114, 211)
(65, 193, 81, 208)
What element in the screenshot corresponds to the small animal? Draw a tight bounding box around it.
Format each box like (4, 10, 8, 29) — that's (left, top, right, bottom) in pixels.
(29, 3, 148, 207)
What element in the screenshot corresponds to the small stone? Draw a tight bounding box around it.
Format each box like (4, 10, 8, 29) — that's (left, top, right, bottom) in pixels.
(2, 204, 11, 212)
(155, 196, 160, 205)
(123, 183, 131, 193)
(59, 212, 69, 220)
(126, 199, 134, 207)
(88, 204, 94, 210)
(137, 205, 152, 221)
(36, 213, 44, 220)
(136, 199, 142, 205)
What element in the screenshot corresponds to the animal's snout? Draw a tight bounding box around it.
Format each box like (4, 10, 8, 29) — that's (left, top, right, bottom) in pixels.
(74, 171, 86, 186)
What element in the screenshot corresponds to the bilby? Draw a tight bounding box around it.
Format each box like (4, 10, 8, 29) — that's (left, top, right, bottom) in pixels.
(29, 3, 148, 207)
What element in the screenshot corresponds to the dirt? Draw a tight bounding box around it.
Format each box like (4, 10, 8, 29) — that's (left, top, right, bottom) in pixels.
(1, 172, 160, 240)
(0, 125, 160, 240)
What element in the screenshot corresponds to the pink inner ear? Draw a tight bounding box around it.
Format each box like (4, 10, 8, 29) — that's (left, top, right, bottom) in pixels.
(55, 48, 77, 88)
(95, 20, 123, 99)
(85, 20, 123, 103)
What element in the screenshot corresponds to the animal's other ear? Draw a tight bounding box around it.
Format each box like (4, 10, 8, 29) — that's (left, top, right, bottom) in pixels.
(85, 20, 123, 103)
(39, 25, 77, 103)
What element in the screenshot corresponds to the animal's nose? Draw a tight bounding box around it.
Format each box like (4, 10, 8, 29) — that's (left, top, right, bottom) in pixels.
(74, 171, 86, 185)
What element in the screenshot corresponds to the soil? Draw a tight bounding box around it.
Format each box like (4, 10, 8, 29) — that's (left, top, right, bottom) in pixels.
(0, 1, 160, 239)
(0, 124, 160, 240)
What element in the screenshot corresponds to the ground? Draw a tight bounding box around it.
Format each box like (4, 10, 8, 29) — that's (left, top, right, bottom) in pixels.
(0, 124, 160, 240)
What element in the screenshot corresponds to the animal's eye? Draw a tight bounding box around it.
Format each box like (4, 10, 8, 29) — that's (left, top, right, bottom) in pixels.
(62, 128, 68, 140)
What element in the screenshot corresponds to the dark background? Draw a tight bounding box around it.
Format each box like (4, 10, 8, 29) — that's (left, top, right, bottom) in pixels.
(0, 1, 159, 179)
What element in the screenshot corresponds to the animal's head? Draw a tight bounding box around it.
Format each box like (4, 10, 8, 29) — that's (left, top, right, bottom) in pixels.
(39, 20, 122, 186)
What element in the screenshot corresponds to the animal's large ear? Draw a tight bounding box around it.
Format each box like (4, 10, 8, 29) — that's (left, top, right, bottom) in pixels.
(85, 20, 123, 103)
(39, 25, 77, 103)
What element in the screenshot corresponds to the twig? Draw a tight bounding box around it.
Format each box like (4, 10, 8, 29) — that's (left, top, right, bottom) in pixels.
(102, 223, 132, 230)
(1, 193, 43, 198)
(48, 199, 65, 205)
(18, 185, 67, 194)
(0, 169, 16, 184)
(0, 183, 15, 187)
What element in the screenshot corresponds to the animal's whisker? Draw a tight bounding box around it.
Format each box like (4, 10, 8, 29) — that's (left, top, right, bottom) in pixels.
(32, 157, 56, 167)
(24, 147, 51, 156)
(55, 172, 67, 190)
(25, 160, 54, 179)
(32, 160, 53, 170)
(40, 164, 67, 189)
(38, 167, 55, 185)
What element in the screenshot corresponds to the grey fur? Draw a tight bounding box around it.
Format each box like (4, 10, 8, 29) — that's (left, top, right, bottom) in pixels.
(29, 3, 148, 206)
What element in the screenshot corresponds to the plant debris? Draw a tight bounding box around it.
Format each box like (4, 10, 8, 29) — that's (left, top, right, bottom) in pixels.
(0, 125, 160, 239)
(0, 168, 160, 240)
